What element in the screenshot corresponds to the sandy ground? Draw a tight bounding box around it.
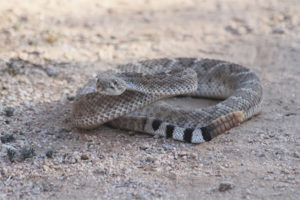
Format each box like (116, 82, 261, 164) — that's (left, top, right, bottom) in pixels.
(0, 0, 299, 199)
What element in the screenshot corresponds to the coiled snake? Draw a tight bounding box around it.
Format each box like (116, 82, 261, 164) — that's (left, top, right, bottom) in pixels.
(72, 58, 263, 143)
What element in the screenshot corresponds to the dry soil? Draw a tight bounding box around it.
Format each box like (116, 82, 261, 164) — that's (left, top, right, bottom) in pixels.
(0, 0, 299, 199)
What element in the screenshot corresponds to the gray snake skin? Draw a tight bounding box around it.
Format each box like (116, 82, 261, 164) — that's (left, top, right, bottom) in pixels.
(72, 58, 263, 143)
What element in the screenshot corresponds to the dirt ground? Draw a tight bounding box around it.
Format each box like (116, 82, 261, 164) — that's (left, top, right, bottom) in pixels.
(0, 0, 299, 199)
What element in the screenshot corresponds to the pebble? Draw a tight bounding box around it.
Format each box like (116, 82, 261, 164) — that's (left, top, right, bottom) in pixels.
(0, 134, 15, 143)
(292, 152, 300, 158)
(140, 145, 150, 150)
(4, 107, 14, 117)
(42, 183, 51, 192)
(32, 186, 40, 195)
(255, 149, 266, 157)
(7, 148, 16, 162)
(45, 65, 58, 77)
(21, 147, 36, 160)
(81, 154, 89, 160)
(46, 150, 54, 158)
(272, 27, 285, 34)
(146, 156, 157, 163)
(218, 182, 234, 192)
(67, 96, 75, 101)
(162, 144, 174, 150)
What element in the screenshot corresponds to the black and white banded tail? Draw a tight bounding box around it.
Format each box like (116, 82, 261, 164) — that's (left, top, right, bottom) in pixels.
(108, 111, 244, 143)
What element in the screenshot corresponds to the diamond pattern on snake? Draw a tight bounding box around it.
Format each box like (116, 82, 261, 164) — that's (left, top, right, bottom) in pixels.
(72, 58, 263, 143)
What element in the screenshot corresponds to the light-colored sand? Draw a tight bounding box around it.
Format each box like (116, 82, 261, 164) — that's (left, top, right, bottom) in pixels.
(0, 0, 299, 199)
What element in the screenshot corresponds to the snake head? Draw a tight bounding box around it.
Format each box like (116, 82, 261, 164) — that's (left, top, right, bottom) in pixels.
(95, 74, 127, 95)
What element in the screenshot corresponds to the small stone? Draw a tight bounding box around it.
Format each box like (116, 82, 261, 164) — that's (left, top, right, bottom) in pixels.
(42, 183, 51, 192)
(146, 156, 157, 163)
(218, 182, 234, 192)
(43, 165, 50, 172)
(81, 154, 89, 160)
(21, 147, 36, 160)
(162, 143, 174, 150)
(18, 131, 25, 135)
(140, 145, 149, 150)
(225, 25, 239, 35)
(178, 151, 188, 157)
(32, 186, 40, 195)
(284, 113, 297, 117)
(44, 33, 58, 44)
(46, 150, 54, 158)
(4, 107, 14, 117)
(255, 149, 266, 157)
(29, 51, 40, 56)
(45, 65, 58, 77)
(67, 96, 75, 101)
(7, 148, 16, 162)
(1, 134, 15, 143)
(272, 27, 285, 34)
(190, 153, 197, 159)
(292, 152, 300, 158)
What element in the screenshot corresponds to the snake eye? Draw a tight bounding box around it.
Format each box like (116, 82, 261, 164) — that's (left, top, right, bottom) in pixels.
(112, 80, 118, 85)
(109, 82, 116, 89)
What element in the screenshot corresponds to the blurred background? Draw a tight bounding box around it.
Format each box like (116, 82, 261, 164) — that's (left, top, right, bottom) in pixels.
(0, 0, 298, 65)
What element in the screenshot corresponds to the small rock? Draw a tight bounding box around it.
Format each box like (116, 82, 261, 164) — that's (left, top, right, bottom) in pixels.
(225, 25, 239, 35)
(93, 169, 106, 175)
(1, 134, 15, 143)
(256, 149, 266, 157)
(140, 145, 149, 150)
(29, 51, 41, 56)
(162, 143, 174, 150)
(46, 150, 54, 158)
(81, 154, 89, 160)
(218, 182, 234, 192)
(67, 96, 75, 101)
(146, 156, 157, 163)
(21, 147, 36, 160)
(42, 183, 51, 192)
(178, 151, 188, 157)
(4, 107, 14, 117)
(43, 165, 50, 172)
(45, 65, 58, 77)
(190, 153, 197, 159)
(272, 27, 285, 34)
(284, 113, 297, 117)
(72, 152, 81, 163)
(292, 152, 300, 158)
(18, 131, 25, 135)
(115, 182, 135, 188)
(32, 186, 40, 195)
(7, 148, 16, 162)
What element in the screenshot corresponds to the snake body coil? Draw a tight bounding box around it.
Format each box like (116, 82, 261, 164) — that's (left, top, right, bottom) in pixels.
(72, 58, 263, 143)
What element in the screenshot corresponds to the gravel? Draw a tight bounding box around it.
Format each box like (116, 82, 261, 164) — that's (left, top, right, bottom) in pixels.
(0, 0, 299, 199)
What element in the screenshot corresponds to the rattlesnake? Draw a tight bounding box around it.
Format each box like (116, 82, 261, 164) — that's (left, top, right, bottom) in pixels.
(72, 58, 263, 143)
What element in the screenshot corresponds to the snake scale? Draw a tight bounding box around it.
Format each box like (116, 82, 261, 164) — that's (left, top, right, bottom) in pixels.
(72, 58, 263, 143)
